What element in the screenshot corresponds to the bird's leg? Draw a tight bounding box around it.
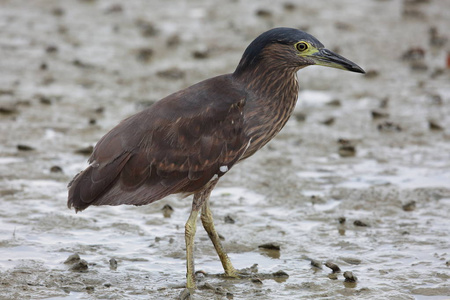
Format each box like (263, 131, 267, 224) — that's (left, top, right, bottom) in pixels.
(185, 193, 202, 290)
(200, 186, 238, 278)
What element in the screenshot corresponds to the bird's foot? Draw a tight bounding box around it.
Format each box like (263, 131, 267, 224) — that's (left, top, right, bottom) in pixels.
(224, 268, 240, 279)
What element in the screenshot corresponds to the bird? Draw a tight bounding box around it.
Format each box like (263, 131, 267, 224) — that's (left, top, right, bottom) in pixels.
(68, 27, 365, 289)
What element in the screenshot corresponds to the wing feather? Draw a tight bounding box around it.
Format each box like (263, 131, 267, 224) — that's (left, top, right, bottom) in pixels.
(68, 74, 249, 211)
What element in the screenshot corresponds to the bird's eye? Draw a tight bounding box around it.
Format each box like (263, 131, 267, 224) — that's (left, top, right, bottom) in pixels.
(296, 42, 309, 52)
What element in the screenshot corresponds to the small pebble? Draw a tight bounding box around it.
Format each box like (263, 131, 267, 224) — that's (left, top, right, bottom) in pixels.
(321, 117, 335, 126)
(162, 204, 174, 218)
(371, 110, 389, 119)
(46, 45, 58, 53)
(17, 144, 35, 151)
(224, 215, 235, 224)
(294, 112, 307, 122)
(39, 96, 52, 105)
(328, 273, 339, 280)
(272, 270, 289, 278)
(428, 120, 443, 131)
(343, 271, 358, 282)
(337, 138, 356, 157)
(135, 19, 158, 37)
(283, 3, 296, 11)
(402, 201, 416, 211)
(338, 145, 356, 157)
(325, 261, 341, 273)
(135, 48, 154, 63)
(326, 99, 341, 106)
(50, 165, 63, 173)
(377, 121, 402, 132)
(72, 59, 92, 68)
(258, 243, 280, 251)
(0, 106, 18, 115)
(192, 48, 209, 59)
(310, 259, 322, 269)
(354, 220, 369, 227)
(51, 7, 65, 17)
(64, 253, 80, 264)
(109, 258, 117, 270)
(337, 138, 351, 146)
(94, 107, 105, 114)
(70, 259, 88, 272)
(255, 9, 272, 18)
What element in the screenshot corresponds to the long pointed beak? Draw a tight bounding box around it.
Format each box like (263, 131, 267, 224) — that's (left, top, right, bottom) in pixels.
(312, 48, 365, 74)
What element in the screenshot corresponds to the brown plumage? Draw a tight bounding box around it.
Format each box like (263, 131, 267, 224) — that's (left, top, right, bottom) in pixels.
(69, 75, 248, 210)
(67, 27, 364, 289)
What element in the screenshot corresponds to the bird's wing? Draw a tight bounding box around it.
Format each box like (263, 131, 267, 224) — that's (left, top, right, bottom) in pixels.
(68, 75, 248, 211)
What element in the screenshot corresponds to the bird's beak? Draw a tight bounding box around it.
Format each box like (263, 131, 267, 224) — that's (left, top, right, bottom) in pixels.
(311, 48, 365, 74)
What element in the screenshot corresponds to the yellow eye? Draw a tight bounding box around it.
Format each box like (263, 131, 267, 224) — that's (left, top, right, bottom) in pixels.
(296, 41, 309, 52)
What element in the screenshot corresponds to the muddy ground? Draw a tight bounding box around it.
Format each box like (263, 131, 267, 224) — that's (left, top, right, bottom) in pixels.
(1, 0, 449, 299)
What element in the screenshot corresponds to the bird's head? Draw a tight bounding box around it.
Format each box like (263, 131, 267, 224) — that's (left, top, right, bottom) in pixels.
(234, 27, 365, 76)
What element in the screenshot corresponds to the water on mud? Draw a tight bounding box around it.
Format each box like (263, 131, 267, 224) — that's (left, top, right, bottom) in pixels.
(1, 0, 449, 299)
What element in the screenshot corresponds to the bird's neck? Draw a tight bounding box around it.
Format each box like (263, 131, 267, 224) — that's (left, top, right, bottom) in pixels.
(233, 61, 300, 101)
(232, 62, 301, 158)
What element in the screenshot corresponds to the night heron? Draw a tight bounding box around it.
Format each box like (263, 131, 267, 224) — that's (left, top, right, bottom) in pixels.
(68, 27, 364, 289)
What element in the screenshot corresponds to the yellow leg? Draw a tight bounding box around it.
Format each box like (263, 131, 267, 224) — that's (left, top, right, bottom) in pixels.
(201, 196, 238, 278)
(185, 205, 199, 290)
(185, 178, 235, 290)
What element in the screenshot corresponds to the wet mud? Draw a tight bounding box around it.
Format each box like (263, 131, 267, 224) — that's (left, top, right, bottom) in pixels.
(1, 0, 450, 299)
